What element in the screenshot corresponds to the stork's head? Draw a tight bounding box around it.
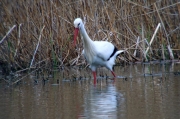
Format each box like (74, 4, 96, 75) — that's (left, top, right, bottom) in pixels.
(73, 18, 83, 46)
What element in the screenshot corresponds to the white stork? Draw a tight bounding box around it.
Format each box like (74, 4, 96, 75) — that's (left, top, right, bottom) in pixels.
(73, 18, 124, 84)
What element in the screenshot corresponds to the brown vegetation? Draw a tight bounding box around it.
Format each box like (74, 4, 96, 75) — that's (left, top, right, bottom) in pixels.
(0, 0, 180, 71)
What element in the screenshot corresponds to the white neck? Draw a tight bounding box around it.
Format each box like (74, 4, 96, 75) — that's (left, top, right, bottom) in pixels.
(79, 24, 96, 63)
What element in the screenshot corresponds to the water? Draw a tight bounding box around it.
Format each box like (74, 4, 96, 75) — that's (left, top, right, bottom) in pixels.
(0, 63, 180, 119)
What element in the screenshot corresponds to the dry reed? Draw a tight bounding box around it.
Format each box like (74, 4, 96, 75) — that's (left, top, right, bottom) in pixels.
(0, 0, 180, 71)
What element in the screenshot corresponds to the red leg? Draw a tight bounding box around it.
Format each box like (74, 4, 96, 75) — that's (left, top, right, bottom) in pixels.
(92, 71, 97, 85)
(111, 71, 116, 83)
(111, 71, 116, 77)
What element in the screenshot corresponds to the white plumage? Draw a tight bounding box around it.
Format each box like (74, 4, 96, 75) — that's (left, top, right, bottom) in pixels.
(73, 18, 124, 84)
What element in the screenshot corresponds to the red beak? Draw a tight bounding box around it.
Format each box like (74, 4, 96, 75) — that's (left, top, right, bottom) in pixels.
(74, 28, 79, 46)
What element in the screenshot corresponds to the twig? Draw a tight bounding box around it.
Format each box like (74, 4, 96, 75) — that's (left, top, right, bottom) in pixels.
(121, 2, 180, 20)
(145, 39, 152, 54)
(70, 55, 81, 65)
(120, 16, 137, 39)
(133, 36, 139, 57)
(154, 3, 174, 59)
(1, 78, 11, 84)
(12, 64, 46, 85)
(124, 39, 145, 51)
(30, 25, 45, 68)
(14, 24, 22, 57)
(141, 23, 147, 61)
(0, 25, 16, 44)
(60, 50, 69, 66)
(16, 58, 49, 73)
(145, 23, 161, 54)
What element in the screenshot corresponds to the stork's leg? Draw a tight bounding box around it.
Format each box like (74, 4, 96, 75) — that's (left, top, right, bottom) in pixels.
(111, 71, 116, 77)
(92, 71, 97, 85)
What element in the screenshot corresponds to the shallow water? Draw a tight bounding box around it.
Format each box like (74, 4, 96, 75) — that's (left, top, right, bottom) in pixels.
(0, 63, 180, 119)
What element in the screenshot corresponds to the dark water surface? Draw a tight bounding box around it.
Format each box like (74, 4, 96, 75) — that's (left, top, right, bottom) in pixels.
(0, 63, 180, 119)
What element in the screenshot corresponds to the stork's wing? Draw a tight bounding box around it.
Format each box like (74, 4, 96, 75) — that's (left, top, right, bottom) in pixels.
(94, 41, 115, 61)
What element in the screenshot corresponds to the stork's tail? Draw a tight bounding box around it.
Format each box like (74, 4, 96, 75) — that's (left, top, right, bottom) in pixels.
(115, 50, 124, 57)
(107, 50, 125, 70)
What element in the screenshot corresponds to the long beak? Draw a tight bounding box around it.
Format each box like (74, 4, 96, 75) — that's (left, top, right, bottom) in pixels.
(74, 28, 79, 46)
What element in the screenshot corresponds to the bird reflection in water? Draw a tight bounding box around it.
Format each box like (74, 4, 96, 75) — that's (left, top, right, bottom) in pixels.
(79, 83, 125, 119)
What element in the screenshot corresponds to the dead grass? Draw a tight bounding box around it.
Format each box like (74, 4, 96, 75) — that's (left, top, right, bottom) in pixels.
(0, 0, 180, 71)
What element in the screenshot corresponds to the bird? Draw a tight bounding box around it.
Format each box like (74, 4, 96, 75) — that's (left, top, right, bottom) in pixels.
(73, 18, 124, 84)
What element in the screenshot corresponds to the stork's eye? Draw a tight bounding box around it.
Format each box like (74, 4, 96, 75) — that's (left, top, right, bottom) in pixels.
(78, 23, 80, 26)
